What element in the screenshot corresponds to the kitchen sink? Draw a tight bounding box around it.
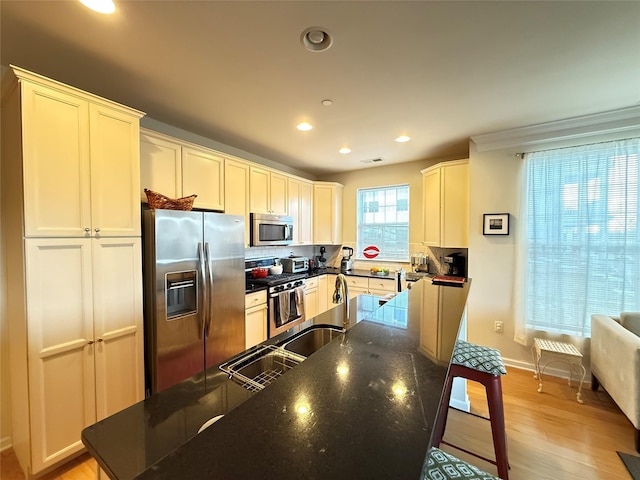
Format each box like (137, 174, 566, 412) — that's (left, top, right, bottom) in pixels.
(220, 326, 344, 392)
(282, 325, 344, 358)
(220, 345, 305, 392)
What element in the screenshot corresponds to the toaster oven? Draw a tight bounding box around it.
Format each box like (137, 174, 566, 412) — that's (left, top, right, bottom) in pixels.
(280, 257, 309, 273)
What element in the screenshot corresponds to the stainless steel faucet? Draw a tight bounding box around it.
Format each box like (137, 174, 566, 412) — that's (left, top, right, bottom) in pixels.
(333, 273, 350, 329)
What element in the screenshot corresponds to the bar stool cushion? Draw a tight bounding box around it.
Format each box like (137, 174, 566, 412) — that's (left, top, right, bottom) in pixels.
(452, 340, 507, 376)
(422, 447, 499, 479)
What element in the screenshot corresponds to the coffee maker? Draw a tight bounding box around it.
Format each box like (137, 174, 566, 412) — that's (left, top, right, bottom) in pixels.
(315, 246, 327, 269)
(443, 253, 466, 277)
(340, 247, 354, 272)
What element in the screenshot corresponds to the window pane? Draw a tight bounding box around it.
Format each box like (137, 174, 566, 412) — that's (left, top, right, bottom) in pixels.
(356, 185, 409, 261)
(525, 138, 640, 337)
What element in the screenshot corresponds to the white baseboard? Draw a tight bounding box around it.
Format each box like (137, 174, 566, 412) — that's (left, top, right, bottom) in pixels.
(0, 435, 12, 452)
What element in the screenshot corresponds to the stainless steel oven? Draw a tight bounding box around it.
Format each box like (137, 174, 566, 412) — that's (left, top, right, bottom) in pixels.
(245, 257, 307, 338)
(250, 213, 293, 246)
(268, 278, 306, 338)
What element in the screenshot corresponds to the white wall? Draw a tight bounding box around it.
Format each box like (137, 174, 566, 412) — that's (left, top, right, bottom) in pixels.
(466, 142, 533, 368)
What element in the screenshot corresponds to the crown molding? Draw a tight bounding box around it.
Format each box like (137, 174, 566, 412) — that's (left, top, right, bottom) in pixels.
(471, 105, 640, 152)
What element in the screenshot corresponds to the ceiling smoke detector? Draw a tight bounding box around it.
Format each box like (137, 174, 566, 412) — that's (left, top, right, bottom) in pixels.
(301, 27, 333, 52)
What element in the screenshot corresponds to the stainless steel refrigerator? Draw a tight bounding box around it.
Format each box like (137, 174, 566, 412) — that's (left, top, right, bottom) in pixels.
(143, 209, 245, 393)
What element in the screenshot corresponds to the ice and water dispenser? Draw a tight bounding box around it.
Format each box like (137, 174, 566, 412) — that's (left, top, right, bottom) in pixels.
(165, 271, 197, 319)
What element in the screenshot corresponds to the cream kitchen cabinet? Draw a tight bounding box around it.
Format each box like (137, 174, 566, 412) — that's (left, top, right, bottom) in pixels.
(249, 166, 288, 215)
(181, 145, 224, 211)
(419, 284, 467, 366)
(326, 273, 338, 310)
(317, 275, 329, 314)
(11, 67, 143, 238)
(10, 237, 144, 476)
(421, 159, 469, 248)
(287, 177, 314, 245)
(304, 277, 319, 319)
(313, 182, 343, 245)
(245, 290, 267, 349)
(345, 275, 396, 298)
(140, 129, 224, 211)
(224, 158, 251, 246)
(2, 67, 145, 477)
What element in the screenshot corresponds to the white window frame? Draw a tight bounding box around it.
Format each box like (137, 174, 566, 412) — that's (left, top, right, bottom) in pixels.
(356, 184, 409, 262)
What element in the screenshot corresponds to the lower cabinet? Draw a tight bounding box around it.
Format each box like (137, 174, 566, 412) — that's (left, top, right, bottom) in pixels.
(304, 278, 319, 319)
(325, 274, 338, 310)
(245, 290, 267, 349)
(9, 237, 144, 476)
(317, 275, 328, 314)
(344, 275, 396, 299)
(419, 284, 468, 365)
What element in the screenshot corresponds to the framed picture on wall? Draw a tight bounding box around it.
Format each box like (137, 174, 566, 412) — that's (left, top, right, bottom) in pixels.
(483, 213, 510, 235)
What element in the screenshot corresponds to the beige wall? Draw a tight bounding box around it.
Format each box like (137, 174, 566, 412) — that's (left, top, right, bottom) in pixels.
(1, 127, 10, 449)
(322, 158, 441, 250)
(466, 142, 533, 367)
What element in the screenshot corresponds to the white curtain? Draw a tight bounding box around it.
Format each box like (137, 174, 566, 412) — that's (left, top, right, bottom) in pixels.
(514, 137, 640, 347)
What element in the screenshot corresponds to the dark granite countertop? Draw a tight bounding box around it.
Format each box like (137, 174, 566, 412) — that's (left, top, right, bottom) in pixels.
(82, 279, 470, 479)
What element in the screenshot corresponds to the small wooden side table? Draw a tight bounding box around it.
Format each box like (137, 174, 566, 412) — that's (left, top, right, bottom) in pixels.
(532, 338, 586, 404)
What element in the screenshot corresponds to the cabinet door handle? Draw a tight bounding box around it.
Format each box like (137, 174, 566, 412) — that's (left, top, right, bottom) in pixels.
(97, 338, 104, 342)
(84, 227, 91, 233)
(94, 228, 100, 233)
(88, 340, 94, 345)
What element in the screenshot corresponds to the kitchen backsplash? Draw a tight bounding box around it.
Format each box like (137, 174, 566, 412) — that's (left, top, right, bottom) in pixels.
(247, 243, 468, 277)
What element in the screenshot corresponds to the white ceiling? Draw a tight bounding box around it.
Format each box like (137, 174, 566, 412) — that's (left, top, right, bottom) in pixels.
(2, 1, 639, 176)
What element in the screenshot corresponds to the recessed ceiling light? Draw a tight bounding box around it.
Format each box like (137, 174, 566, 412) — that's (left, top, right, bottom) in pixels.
(395, 135, 411, 143)
(301, 27, 333, 52)
(79, 0, 115, 14)
(296, 122, 313, 131)
(339, 147, 351, 154)
(321, 99, 333, 106)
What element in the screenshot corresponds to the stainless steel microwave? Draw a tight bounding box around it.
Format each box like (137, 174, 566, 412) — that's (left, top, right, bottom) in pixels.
(250, 213, 294, 246)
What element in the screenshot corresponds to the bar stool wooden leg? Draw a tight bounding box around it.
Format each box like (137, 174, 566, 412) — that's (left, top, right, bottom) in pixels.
(486, 374, 509, 480)
(431, 340, 509, 479)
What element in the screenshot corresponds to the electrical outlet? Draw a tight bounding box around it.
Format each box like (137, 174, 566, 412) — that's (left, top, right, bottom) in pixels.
(494, 321, 504, 333)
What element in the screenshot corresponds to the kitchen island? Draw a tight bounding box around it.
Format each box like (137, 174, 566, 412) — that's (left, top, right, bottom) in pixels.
(82, 278, 470, 479)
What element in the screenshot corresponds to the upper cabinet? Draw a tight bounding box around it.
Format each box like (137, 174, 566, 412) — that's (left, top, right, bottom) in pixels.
(14, 69, 144, 238)
(140, 129, 224, 211)
(249, 166, 288, 215)
(313, 182, 343, 245)
(421, 160, 469, 248)
(181, 145, 224, 211)
(224, 158, 251, 246)
(288, 176, 314, 245)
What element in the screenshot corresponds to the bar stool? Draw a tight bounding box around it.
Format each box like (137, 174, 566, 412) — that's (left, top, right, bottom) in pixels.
(421, 447, 500, 480)
(432, 339, 509, 479)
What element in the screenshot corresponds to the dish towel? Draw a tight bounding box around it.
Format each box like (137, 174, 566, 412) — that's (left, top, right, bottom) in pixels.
(278, 291, 290, 325)
(294, 286, 305, 317)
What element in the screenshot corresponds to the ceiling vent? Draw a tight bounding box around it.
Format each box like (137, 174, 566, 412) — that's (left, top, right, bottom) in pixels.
(361, 158, 383, 164)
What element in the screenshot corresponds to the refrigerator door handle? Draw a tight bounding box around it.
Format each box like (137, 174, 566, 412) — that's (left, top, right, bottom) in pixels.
(198, 242, 207, 340)
(204, 242, 214, 337)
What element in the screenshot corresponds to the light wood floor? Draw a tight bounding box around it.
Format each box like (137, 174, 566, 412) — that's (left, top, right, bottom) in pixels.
(0, 367, 636, 479)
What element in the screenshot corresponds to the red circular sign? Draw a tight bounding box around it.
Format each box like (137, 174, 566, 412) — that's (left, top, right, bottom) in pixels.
(363, 245, 380, 259)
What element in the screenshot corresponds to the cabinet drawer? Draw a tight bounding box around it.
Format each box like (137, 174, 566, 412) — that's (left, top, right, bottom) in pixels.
(245, 290, 267, 309)
(346, 276, 369, 289)
(305, 277, 318, 289)
(369, 278, 395, 293)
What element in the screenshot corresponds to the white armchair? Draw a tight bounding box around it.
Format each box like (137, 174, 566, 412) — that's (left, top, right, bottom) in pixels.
(591, 313, 640, 453)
